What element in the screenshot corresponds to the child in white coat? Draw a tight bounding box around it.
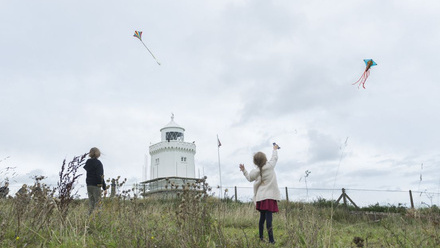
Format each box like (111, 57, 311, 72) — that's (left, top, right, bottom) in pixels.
(239, 143, 281, 244)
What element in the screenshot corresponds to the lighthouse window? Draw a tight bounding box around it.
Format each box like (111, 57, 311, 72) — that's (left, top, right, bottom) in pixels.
(181, 157, 187, 162)
(155, 158, 160, 165)
(166, 132, 184, 141)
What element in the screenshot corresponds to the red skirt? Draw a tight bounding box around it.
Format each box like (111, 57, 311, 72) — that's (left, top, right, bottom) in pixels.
(256, 199, 279, 212)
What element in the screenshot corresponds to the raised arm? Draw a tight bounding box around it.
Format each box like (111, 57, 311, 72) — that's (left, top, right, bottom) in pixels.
(240, 164, 259, 182)
(265, 148, 278, 169)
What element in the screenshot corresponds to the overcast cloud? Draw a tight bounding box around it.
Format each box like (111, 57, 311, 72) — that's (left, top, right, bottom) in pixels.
(1, 0, 439, 206)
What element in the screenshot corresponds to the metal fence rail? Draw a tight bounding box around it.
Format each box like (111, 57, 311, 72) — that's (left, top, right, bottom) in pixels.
(3, 182, 439, 208)
(219, 186, 440, 208)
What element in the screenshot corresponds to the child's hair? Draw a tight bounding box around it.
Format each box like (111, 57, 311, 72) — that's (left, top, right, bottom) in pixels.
(89, 147, 101, 159)
(253, 152, 267, 178)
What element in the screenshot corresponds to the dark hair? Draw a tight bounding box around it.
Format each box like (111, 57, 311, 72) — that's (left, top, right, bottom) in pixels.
(253, 152, 267, 178)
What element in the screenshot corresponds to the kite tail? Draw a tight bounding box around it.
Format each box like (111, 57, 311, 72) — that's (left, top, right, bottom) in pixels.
(352, 71, 366, 88)
(361, 70, 370, 89)
(140, 41, 161, 65)
(352, 70, 369, 89)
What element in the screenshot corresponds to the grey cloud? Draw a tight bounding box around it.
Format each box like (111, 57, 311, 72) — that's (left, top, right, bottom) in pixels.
(307, 130, 341, 163)
(1, 1, 440, 200)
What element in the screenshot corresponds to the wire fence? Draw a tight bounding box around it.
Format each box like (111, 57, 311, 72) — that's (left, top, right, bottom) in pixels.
(3, 182, 440, 208)
(219, 186, 440, 208)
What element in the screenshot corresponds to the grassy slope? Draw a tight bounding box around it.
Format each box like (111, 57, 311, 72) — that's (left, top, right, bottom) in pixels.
(1, 196, 439, 248)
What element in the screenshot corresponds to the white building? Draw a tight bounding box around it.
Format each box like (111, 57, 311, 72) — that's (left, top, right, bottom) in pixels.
(149, 114, 196, 179)
(141, 115, 200, 196)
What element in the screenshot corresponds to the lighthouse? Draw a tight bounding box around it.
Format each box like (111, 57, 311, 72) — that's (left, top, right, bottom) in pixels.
(141, 114, 200, 197)
(149, 114, 196, 179)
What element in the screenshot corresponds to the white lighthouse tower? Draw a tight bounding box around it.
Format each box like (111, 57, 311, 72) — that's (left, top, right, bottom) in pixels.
(141, 114, 199, 197)
(149, 114, 196, 179)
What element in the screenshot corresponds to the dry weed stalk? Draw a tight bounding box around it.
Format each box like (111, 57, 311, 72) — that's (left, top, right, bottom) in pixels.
(12, 176, 55, 239)
(55, 153, 86, 220)
(175, 176, 213, 245)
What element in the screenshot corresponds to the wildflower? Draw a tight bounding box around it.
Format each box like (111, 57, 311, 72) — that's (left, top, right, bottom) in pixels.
(16, 236, 19, 240)
(151, 236, 155, 240)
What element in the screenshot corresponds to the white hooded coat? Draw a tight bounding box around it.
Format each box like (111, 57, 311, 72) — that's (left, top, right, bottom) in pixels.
(242, 150, 281, 204)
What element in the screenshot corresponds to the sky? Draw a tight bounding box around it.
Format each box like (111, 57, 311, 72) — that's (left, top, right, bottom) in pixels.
(1, 0, 439, 207)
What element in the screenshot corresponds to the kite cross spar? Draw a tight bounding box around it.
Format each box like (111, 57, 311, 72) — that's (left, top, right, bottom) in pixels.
(133, 31, 161, 65)
(352, 59, 377, 89)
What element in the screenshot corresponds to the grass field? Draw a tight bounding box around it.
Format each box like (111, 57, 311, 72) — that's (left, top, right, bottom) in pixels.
(1, 181, 440, 248)
(1, 156, 439, 247)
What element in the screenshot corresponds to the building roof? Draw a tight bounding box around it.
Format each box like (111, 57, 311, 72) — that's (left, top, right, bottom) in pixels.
(160, 114, 185, 132)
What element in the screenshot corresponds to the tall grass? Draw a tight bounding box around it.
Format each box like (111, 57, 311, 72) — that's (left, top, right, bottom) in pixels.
(1, 155, 439, 247)
(1, 194, 440, 247)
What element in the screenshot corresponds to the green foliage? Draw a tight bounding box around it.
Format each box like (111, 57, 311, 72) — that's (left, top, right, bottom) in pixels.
(1, 197, 440, 247)
(2, 160, 440, 247)
(361, 203, 407, 214)
(312, 196, 336, 208)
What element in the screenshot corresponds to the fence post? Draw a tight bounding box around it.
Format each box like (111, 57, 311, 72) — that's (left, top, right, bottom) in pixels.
(335, 188, 358, 209)
(409, 190, 414, 209)
(110, 178, 116, 198)
(234, 186, 237, 202)
(285, 187, 289, 202)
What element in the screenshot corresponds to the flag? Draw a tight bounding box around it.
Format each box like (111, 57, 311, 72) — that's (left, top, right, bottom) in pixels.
(217, 138, 222, 147)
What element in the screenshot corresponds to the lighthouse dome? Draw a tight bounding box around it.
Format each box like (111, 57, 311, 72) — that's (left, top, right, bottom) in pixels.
(160, 114, 185, 142)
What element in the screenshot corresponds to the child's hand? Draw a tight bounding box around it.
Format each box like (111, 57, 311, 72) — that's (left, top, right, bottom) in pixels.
(239, 164, 245, 172)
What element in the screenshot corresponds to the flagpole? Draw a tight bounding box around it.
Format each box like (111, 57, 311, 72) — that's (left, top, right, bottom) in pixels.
(217, 134, 222, 199)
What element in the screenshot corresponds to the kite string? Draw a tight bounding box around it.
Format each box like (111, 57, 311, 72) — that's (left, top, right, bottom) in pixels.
(327, 137, 348, 246)
(331, 137, 348, 200)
